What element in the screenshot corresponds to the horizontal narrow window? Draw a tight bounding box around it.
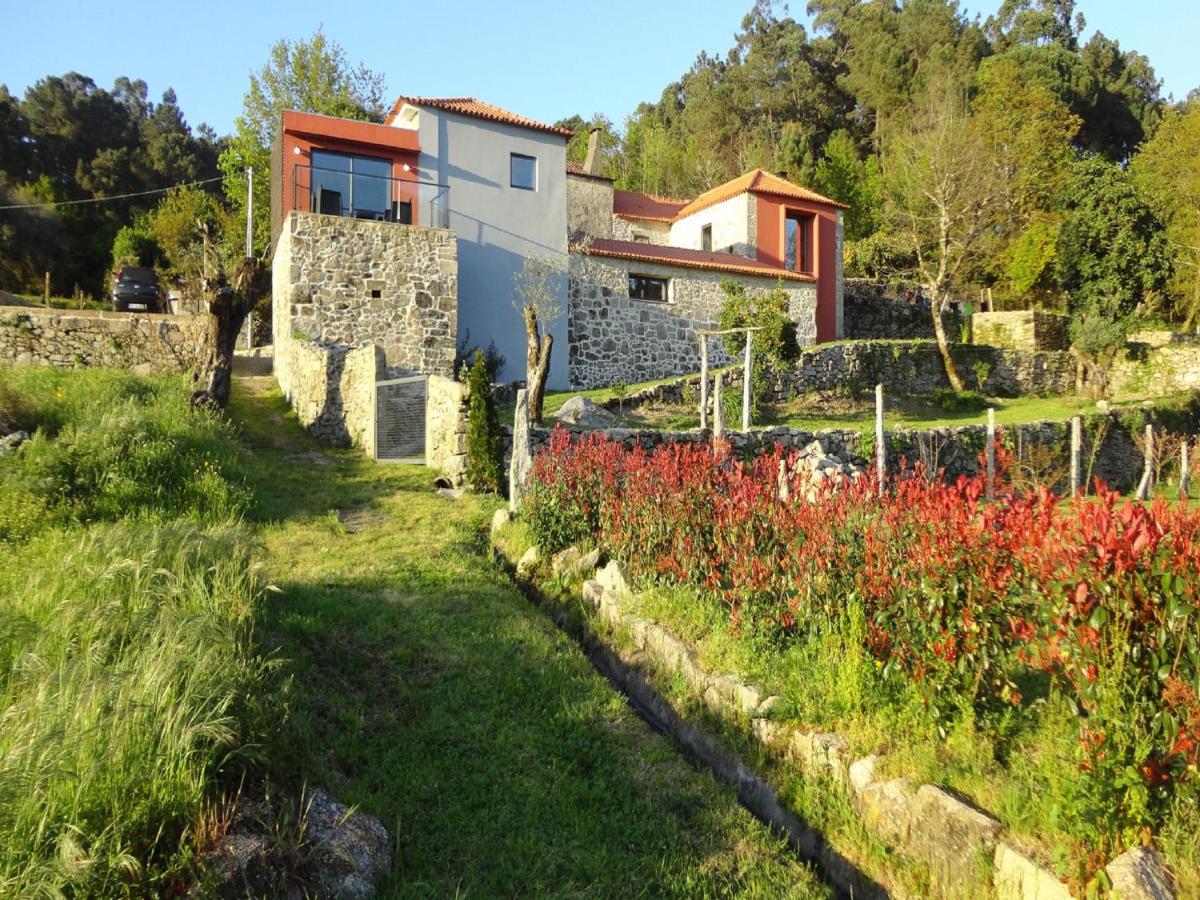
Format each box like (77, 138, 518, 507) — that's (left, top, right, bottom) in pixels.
(629, 274, 668, 302)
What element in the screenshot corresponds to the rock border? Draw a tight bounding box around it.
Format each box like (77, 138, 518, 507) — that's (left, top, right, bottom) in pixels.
(493, 520, 1178, 900)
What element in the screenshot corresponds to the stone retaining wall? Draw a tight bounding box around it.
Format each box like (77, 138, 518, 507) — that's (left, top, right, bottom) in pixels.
(276, 339, 383, 447)
(0, 306, 209, 373)
(505, 411, 1167, 494)
(426, 374, 469, 485)
(1111, 340, 1200, 397)
(973, 311, 1070, 351)
(843, 280, 965, 341)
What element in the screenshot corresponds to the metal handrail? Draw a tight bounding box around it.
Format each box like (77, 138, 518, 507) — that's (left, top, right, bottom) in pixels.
(290, 163, 450, 228)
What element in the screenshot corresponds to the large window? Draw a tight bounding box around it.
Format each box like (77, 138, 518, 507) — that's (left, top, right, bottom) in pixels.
(310, 149, 392, 220)
(785, 211, 816, 274)
(629, 274, 669, 302)
(510, 153, 537, 191)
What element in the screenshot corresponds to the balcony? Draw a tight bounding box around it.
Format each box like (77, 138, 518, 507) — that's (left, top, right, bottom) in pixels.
(289, 163, 450, 229)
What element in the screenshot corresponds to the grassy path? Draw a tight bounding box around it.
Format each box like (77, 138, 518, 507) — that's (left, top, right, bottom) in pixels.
(230, 378, 831, 898)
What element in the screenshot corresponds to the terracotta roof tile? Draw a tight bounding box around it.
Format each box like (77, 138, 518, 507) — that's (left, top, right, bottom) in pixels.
(386, 96, 573, 138)
(674, 169, 848, 219)
(612, 189, 688, 222)
(574, 237, 813, 282)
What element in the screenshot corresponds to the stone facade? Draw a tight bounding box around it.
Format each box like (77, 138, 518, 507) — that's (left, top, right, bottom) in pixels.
(843, 280, 965, 341)
(611, 216, 671, 244)
(973, 311, 1070, 351)
(0, 307, 209, 373)
(670, 193, 756, 257)
(566, 173, 614, 239)
(272, 211, 459, 445)
(568, 254, 817, 389)
(425, 374, 469, 484)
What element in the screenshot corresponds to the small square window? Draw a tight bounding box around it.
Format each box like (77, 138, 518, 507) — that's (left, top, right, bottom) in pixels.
(370, 289, 382, 299)
(629, 275, 669, 302)
(510, 153, 537, 191)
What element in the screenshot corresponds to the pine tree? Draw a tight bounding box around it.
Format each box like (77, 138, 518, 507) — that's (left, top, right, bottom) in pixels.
(465, 350, 503, 494)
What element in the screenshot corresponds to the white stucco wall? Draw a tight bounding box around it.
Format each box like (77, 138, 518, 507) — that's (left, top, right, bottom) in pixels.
(668, 194, 755, 258)
(416, 109, 569, 388)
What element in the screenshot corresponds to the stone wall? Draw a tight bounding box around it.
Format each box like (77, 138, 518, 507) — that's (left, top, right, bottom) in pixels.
(0, 306, 209, 373)
(426, 374, 469, 485)
(843, 280, 965, 341)
(566, 174, 614, 239)
(277, 339, 383, 447)
(611, 216, 671, 244)
(568, 254, 818, 389)
(506, 411, 1167, 495)
(272, 211, 459, 446)
(670, 193, 756, 257)
(973, 311, 1070, 351)
(1112, 340, 1200, 397)
(273, 211, 457, 380)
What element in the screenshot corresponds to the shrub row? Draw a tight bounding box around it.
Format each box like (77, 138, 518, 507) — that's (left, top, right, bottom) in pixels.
(525, 428, 1200, 854)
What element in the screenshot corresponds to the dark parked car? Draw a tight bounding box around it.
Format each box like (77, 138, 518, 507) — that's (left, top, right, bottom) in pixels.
(111, 266, 165, 313)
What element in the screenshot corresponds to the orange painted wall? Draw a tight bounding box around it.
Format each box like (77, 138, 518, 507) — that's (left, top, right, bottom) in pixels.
(278, 110, 421, 231)
(755, 195, 840, 342)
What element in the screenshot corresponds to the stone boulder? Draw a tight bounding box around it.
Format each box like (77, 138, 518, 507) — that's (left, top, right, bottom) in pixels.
(554, 396, 617, 429)
(304, 790, 393, 900)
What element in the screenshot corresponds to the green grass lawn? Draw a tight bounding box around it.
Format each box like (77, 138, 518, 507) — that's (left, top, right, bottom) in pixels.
(229, 377, 833, 898)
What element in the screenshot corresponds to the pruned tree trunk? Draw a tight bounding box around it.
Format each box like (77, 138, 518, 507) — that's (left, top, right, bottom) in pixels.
(194, 256, 264, 408)
(930, 294, 966, 392)
(524, 305, 553, 424)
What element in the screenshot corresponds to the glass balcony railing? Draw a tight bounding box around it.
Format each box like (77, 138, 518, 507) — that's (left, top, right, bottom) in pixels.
(290, 163, 450, 229)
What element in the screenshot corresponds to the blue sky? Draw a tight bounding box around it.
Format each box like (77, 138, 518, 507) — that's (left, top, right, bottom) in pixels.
(4, 0, 1197, 137)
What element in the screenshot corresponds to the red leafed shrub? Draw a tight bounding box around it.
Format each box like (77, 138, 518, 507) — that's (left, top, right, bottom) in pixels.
(524, 428, 635, 554)
(525, 431, 1200, 836)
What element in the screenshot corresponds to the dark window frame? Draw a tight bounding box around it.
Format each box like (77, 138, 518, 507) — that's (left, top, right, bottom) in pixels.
(310, 148, 393, 220)
(701, 224, 713, 252)
(510, 153, 538, 191)
(784, 210, 816, 274)
(628, 274, 670, 302)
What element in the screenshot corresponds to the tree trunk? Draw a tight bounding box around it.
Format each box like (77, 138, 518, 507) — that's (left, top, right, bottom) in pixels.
(194, 256, 263, 408)
(523, 305, 553, 424)
(930, 294, 966, 392)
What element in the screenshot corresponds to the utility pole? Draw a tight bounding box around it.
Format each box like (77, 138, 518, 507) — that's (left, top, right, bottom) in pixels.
(245, 166, 254, 258)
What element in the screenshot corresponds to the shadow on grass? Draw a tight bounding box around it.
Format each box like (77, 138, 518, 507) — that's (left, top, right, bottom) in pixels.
(230, 377, 840, 898)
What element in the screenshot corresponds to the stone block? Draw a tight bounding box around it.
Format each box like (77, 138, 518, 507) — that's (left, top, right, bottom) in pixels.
(909, 785, 1003, 893)
(790, 731, 849, 783)
(490, 508, 511, 534)
(859, 777, 915, 847)
(848, 755, 879, 798)
(581, 580, 605, 609)
(595, 560, 631, 596)
(993, 843, 1070, 900)
(515, 546, 539, 582)
(1105, 848, 1175, 900)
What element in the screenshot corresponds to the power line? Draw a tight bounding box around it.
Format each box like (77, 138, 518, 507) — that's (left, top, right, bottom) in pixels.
(0, 176, 226, 211)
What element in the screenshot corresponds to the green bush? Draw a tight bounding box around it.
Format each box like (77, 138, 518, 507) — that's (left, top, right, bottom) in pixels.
(0, 521, 271, 895)
(0, 369, 249, 542)
(930, 388, 989, 413)
(465, 351, 503, 493)
(717, 280, 799, 369)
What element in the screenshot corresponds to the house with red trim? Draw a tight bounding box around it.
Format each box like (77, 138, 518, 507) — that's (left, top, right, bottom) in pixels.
(269, 97, 845, 401)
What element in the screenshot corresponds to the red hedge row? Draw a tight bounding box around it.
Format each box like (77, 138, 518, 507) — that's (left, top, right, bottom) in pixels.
(525, 427, 1200, 837)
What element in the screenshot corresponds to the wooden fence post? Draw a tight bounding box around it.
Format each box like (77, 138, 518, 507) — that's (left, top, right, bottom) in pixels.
(1181, 439, 1190, 500)
(875, 383, 885, 498)
(699, 336, 709, 431)
(1070, 416, 1082, 497)
(43, 271, 50, 308)
(713, 371, 724, 448)
(1136, 424, 1154, 501)
(742, 330, 753, 432)
(986, 408, 996, 500)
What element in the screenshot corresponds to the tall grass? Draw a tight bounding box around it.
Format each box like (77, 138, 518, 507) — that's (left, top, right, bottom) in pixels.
(0, 368, 250, 543)
(0, 369, 271, 895)
(0, 522, 272, 895)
